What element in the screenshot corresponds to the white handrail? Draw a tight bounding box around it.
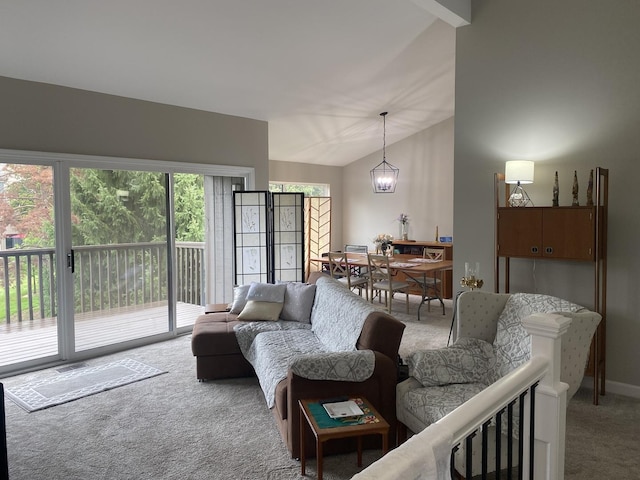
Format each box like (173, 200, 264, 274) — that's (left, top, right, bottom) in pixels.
(353, 312, 572, 480)
(438, 355, 548, 444)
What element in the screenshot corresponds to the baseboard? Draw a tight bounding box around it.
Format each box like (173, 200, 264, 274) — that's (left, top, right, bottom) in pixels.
(581, 376, 640, 399)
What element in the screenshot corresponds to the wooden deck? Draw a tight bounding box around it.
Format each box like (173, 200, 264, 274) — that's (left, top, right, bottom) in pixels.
(0, 302, 204, 368)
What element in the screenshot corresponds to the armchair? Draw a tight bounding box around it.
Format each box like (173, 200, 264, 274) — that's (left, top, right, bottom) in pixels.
(396, 290, 601, 477)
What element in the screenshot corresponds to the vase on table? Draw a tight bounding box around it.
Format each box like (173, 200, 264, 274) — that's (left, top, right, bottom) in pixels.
(401, 222, 408, 241)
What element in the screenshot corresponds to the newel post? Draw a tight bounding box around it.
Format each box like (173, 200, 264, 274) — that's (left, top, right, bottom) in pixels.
(522, 313, 571, 480)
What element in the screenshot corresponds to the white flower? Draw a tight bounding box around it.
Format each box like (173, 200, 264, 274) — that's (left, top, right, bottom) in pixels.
(372, 233, 393, 244)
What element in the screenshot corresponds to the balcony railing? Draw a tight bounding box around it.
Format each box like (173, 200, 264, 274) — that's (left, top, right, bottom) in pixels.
(0, 242, 205, 324)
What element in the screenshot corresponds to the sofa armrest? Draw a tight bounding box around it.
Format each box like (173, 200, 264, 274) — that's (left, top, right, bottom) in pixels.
(286, 351, 398, 459)
(558, 310, 601, 400)
(356, 311, 405, 362)
(289, 350, 375, 382)
(456, 291, 510, 343)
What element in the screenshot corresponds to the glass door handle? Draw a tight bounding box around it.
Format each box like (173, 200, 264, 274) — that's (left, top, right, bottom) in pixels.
(67, 250, 75, 273)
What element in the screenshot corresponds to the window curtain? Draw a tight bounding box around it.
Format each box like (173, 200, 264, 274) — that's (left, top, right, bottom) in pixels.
(205, 176, 237, 303)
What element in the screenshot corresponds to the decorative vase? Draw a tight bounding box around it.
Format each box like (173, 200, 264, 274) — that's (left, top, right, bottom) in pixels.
(401, 222, 408, 241)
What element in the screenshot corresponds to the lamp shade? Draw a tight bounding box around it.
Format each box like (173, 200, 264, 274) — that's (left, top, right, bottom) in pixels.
(505, 160, 534, 184)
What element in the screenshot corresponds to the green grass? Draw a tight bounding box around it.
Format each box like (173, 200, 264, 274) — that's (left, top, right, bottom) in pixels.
(0, 284, 43, 324)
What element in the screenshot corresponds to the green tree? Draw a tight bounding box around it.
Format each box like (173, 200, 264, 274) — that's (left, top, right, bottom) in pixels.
(70, 169, 167, 245)
(269, 182, 328, 196)
(174, 173, 204, 242)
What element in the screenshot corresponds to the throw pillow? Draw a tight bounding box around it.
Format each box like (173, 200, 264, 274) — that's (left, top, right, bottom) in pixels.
(279, 282, 317, 323)
(229, 285, 251, 314)
(408, 337, 496, 387)
(237, 300, 284, 321)
(246, 282, 287, 303)
(493, 293, 583, 377)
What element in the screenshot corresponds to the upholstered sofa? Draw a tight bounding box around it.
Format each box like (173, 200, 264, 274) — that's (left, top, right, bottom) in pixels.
(396, 290, 601, 475)
(191, 273, 405, 459)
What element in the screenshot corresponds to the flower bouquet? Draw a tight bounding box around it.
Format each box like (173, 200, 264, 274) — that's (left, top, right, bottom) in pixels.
(373, 233, 393, 255)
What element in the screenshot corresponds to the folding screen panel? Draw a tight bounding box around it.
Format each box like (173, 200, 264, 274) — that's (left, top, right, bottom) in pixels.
(272, 193, 305, 282)
(233, 191, 304, 285)
(233, 191, 270, 285)
(305, 196, 332, 280)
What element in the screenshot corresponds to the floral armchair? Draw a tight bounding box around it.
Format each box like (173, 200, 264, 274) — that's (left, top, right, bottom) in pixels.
(396, 290, 601, 476)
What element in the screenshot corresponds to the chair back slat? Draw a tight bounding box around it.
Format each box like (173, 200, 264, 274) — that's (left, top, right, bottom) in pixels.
(367, 254, 391, 282)
(423, 248, 444, 261)
(328, 252, 349, 279)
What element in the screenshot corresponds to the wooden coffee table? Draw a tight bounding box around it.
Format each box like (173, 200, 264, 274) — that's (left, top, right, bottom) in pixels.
(298, 397, 390, 480)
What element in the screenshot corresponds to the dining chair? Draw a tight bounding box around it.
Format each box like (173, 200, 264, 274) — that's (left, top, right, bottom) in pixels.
(367, 253, 410, 314)
(344, 244, 368, 253)
(406, 248, 445, 318)
(328, 252, 369, 299)
(344, 244, 369, 278)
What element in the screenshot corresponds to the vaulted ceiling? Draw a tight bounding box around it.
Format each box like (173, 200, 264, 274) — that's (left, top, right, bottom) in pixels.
(0, 0, 468, 166)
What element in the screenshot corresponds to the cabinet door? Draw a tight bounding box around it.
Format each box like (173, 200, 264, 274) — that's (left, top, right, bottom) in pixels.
(542, 207, 594, 260)
(497, 208, 543, 257)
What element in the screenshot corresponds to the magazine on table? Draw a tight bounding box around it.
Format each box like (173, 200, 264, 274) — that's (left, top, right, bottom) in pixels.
(322, 400, 364, 419)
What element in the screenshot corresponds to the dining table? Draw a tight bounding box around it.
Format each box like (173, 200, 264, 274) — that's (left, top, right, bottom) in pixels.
(310, 253, 453, 321)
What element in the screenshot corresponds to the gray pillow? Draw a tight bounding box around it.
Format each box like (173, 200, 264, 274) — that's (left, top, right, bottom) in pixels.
(229, 285, 251, 314)
(408, 337, 496, 387)
(246, 282, 286, 303)
(279, 282, 317, 323)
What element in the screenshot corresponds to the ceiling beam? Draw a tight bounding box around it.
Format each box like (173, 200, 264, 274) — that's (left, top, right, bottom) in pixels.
(411, 0, 471, 27)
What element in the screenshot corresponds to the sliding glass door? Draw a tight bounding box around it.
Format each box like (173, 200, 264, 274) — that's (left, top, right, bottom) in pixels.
(0, 149, 253, 376)
(0, 162, 59, 368)
(70, 168, 173, 351)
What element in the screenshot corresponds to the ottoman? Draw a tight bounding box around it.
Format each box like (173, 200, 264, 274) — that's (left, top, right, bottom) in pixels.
(191, 312, 254, 380)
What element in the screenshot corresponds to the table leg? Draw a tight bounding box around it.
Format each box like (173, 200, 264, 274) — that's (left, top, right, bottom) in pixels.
(317, 439, 323, 480)
(357, 436, 362, 467)
(300, 409, 306, 476)
(382, 432, 389, 454)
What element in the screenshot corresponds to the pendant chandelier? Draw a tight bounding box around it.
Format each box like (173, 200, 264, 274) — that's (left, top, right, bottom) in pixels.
(370, 111, 399, 193)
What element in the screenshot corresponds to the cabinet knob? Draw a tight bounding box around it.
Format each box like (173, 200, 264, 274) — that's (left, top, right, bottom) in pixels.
(545, 246, 554, 254)
(531, 246, 539, 254)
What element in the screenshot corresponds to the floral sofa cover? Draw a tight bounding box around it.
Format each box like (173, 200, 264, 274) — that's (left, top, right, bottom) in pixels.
(220, 274, 405, 458)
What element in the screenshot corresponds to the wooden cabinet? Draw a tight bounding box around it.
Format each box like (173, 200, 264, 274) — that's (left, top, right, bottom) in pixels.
(497, 206, 595, 260)
(391, 240, 453, 299)
(495, 168, 608, 405)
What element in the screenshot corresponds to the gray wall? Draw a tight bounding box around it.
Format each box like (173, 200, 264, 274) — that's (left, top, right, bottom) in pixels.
(270, 117, 454, 253)
(454, 0, 640, 393)
(343, 117, 454, 247)
(0, 76, 269, 186)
